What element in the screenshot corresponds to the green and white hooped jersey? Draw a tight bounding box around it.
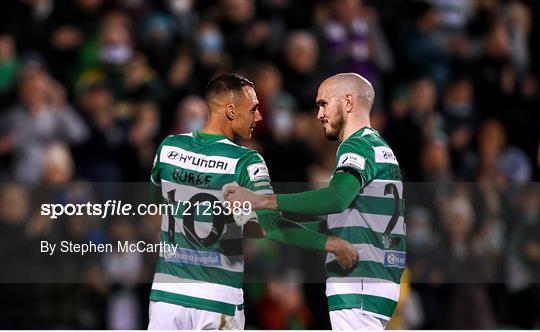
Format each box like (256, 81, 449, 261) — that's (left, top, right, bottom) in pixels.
(326, 126, 405, 321)
(149, 131, 273, 316)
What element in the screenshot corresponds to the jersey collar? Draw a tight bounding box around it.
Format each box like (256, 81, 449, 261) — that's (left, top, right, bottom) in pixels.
(193, 130, 227, 144)
(352, 126, 375, 139)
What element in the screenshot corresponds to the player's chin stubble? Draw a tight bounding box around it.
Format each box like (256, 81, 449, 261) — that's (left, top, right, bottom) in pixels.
(324, 110, 344, 141)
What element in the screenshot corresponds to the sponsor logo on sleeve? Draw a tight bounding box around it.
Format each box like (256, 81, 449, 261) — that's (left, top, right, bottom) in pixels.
(247, 163, 270, 182)
(337, 153, 366, 171)
(384, 251, 406, 268)
(373, 146, 398, 165)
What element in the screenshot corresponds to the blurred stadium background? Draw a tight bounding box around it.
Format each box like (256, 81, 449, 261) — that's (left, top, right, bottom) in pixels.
(0, 0, 539, 329)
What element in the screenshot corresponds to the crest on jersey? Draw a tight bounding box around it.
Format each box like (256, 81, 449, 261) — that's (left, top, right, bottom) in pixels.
(337, 153, 366, 171)
(247, 163, 270, 182)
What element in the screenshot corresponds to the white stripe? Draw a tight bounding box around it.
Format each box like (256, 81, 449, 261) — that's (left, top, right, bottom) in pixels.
(217, 138, 240, 147)
(361, 128, 375, 136)
(179, 132, 193, 137)
(158, 250, 244, 273)
(362, 310, 391, 321)
(360, 180, 402, 198)
(160, 145, 238, 174)
(252, 189, 274, 195)
(326, 243, 387, 265)
(373, 146, 398, 165)
(326, 277, 400, 302)
(327, 209, 405, 235)
(152, 273, 243, 304)
(150, 175, 161, 186)
(254, 181, 270, 188)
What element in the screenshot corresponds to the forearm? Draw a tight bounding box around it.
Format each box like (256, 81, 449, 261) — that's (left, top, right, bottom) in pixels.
(274, 172, 361, 215)
(256, 210, 328, 251)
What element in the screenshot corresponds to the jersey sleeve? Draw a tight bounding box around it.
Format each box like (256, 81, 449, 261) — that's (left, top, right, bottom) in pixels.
(150, 136, 170, 187)
(334, 138, 377, 189)
(236, 150, 274, 195)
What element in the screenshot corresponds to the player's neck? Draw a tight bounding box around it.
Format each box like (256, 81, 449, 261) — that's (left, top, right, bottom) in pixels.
(200, 121, 234, 140)
(340, 118, 371, 141)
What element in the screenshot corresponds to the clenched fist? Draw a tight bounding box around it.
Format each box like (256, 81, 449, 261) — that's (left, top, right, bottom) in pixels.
(325, 236, 359, 270)
(223, 185, 276, 211)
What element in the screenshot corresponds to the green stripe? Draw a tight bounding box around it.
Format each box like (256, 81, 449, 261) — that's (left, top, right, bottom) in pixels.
(326, 261, 404, 283)
(328, 227, 406, 252)
(150, 289, 238, 315)
(156, 257, 243, 288)
(353, 196, 405, 217)
(327, 294, 397, 318)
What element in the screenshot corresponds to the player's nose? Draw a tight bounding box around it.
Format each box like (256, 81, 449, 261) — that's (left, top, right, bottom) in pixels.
(317, 108, 324, 120)
(254, 110, 262, 122)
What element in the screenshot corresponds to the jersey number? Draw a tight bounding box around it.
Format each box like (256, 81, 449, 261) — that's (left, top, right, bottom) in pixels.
(382, 183, 403, 249)
(166, 190, 225, 247)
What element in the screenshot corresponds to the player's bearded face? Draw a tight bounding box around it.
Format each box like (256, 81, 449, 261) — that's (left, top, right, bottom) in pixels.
(323, 103, 345, 141)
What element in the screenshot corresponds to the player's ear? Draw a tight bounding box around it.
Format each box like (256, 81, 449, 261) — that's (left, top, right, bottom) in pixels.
(344, 94, 354, 113)
(225, 104, 235, 120)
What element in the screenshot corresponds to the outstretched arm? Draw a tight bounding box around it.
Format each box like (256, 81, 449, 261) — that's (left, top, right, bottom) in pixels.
(225, 171, 361, 215)
(255, 209, 358, 269)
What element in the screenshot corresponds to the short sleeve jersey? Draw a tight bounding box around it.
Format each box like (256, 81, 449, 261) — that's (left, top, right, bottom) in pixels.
(149, 131, 273, 315)
(326, 127, 406, 321)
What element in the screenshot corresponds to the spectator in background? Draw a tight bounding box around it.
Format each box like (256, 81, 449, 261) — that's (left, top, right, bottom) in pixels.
(171, 95, 208, 134)
(120, 52, 165, 103)
(0, 63, 88, 184)
(0, 34, 19, 109)
(218, 0, 276, 66)
(398, 1, 449, 86)
(441, 77, 476, 178)
(321, 0, 393, 86)
(473, 19, 513, 120)
(256, 271, 313, 329)
(441, 194, 496, 329)
(194, 20, 231, 83)
(76, 10, 134, 92)
(281, 31, 324, 112)
(252, 63, 316, 183)
(408, 77, 445, 140)
(252, 62, 297, 137)
(475, 119, 531, 184)
(162, 51, 197, 133)
(48, 0, 104, 85)
(128, 100, 160, 179)
(504, 1, 532, 76)
(385, 77, 444, 180)
(138, 2, 193, 76)
(73, 82, 132, 181)
(506, 184, 540, 328)
(420, 139, 452, 181)
(0, 183, 54, 328)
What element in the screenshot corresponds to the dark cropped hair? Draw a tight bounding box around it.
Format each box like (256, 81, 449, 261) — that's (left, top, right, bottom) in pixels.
(205, 73, 254, 100)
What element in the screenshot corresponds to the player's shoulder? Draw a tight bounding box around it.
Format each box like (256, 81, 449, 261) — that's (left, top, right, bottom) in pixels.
(338, 127, 398, 165)
(341, 127, 392, 151)
(161, 132, 193, 144)
(162, 133, 245, 154)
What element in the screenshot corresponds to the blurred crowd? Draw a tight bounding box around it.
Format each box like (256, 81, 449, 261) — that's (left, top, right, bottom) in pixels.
(0, 0, 539, 329)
